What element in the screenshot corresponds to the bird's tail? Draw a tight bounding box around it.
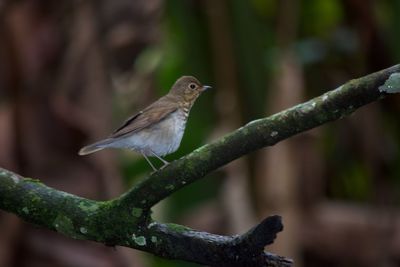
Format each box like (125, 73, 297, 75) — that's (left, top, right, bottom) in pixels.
(78, 138, 114, 156)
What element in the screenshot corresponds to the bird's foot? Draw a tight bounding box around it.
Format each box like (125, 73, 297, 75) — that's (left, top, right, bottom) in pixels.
(159, 162, 169, 170)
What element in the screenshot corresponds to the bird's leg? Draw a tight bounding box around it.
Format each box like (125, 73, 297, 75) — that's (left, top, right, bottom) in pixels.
(141, 152, 157, 172)
(150, 150, 169, 167)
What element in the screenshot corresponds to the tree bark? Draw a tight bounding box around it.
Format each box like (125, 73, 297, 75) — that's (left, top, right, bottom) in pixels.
(1, 64, 400, 267)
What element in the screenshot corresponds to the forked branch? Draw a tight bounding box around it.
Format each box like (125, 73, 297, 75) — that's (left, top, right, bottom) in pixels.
(1, 64, 400, 267)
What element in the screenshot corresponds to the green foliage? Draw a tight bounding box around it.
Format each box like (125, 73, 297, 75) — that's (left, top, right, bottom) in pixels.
(301, 0, 343, 37)
(332, 162, 372, 202)
(230, 0, 271, 119)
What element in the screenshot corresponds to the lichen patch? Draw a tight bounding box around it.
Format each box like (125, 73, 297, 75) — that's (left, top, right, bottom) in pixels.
(22, 207, 29, 214)
(379, 73, 400, 93)
(165, 184, 175, 191)
(10, 174, 20, 184)
(147, 222, 157, 229)
(53, 214, 74, 235)
(131, 207, 143, 218)
(132, 234, 146, 246)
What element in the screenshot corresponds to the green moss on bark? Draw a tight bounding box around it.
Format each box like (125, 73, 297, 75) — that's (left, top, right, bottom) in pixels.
(1, 65, 400, 267)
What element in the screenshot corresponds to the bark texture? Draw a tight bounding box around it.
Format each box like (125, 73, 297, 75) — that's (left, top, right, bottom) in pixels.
(1, 64, 400, 267)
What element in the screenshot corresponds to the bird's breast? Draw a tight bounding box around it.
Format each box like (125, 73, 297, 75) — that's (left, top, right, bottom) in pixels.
(127, 109, 188, 156)
(163, 109, 188, 153)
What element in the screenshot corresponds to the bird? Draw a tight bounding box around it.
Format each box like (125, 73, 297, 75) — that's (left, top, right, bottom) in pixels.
(78, 76, 211, 171)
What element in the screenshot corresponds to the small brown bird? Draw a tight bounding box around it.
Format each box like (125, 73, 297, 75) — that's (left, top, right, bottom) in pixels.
(79, 76, 210, 171)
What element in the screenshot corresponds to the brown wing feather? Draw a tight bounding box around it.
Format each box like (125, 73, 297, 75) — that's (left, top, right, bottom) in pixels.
(110, 96, 178, 138)
(112, 111, 143, 134)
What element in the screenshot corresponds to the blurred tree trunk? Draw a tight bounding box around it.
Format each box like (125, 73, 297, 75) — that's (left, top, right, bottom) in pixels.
(204, 0, 256, 234)
(255, 0, 305, 263)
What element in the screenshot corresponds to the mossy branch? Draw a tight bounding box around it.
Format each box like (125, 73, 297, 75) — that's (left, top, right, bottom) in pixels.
(1, 64, 400, 267)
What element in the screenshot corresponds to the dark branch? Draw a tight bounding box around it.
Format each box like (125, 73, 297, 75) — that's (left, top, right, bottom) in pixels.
(0, 167, 286, 266)
(1, 64, 400, 267)
(121, 64, 400, 209)
(146, 215, 286, 267)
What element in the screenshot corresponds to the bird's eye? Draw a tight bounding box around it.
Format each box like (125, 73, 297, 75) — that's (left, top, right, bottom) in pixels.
(189, 83, 196, 89)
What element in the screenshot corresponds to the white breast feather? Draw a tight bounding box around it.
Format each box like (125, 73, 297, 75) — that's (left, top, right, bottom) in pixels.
(115, 110, 187, 156)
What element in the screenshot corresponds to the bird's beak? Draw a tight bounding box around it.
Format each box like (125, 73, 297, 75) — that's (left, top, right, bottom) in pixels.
(202, 85, 212, 91)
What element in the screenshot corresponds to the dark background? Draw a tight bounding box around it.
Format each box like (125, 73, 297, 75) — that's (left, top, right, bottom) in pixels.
(1, 0, 400, 267)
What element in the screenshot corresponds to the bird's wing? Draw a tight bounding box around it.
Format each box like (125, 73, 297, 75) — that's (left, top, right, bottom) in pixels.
(110, 97, 178, 138)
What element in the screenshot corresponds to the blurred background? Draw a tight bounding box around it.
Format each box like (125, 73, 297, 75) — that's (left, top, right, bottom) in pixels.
(1, 0, 400, 267)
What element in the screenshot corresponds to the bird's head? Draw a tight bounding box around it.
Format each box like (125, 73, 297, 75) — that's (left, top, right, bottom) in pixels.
(169, 76, 211, 103)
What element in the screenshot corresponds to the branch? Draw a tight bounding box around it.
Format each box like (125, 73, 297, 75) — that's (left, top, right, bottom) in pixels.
(120, 64, 400, 209)
(0, 168, 290, 266)
(1, 65, 399, 267)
